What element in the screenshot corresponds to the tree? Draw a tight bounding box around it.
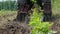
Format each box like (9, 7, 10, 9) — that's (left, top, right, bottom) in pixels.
(42, 0, 52, 21)
(16, 0, 52, 22)
(16, 0, 33, 22)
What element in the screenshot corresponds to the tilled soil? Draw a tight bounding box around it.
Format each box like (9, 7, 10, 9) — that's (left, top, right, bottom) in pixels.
(0, 13, 31, 34)
(0, 21, 31, 34)
(0, 13, 60, 34)
(50, 14, 60, 34)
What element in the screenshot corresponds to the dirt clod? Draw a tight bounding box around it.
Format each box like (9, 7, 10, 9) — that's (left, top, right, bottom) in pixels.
(0, 21, 31, 34)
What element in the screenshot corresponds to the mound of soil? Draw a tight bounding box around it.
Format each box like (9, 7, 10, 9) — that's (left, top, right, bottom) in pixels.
(0, 13, 31, 34)
(0, 21, 31, 34)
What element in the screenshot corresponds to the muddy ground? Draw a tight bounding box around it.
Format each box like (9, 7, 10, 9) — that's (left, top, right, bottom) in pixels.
(0, 13, 60, 34)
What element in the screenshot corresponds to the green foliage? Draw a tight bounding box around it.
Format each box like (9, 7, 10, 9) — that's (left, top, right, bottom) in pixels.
(0, 1, 17, 11)
(30, 0, 36, 3)
(29, 8, 53, 34)
(52, 0, 60, 15)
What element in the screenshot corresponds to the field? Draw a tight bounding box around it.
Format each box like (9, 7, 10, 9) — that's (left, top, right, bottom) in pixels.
(0, 0, 60, 34)
(0, 10, 31, 34)
(0, 10, 17, 27)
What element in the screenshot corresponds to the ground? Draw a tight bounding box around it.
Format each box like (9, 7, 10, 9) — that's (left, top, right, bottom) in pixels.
(0, 10, 60, 34)
(51, 14, 60, 34)
(0, 11, 31, 34)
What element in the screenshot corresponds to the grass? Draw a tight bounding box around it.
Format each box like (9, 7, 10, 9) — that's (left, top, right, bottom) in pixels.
(0, 10, 17, 16)
(52, 0, 60, 15)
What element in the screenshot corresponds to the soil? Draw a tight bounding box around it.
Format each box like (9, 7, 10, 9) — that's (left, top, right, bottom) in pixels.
(0, 13, 60, 34)
(50, 14, 60, 34)
(0, 13, 31, 34)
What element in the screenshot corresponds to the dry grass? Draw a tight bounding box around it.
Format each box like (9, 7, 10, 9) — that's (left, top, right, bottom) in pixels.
(0, 10, 17, 17)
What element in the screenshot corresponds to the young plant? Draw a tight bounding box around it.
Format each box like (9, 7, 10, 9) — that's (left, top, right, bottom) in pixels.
(29, 8, 53, 34)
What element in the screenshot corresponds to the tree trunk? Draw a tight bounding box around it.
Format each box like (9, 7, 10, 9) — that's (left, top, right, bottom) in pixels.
(16, 0, 33, 22)
(43, 0, 52, 21)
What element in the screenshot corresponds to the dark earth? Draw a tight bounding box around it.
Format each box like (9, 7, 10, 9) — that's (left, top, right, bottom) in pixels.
(0, 13, 60, 34)
(0, 13, 31, 34)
